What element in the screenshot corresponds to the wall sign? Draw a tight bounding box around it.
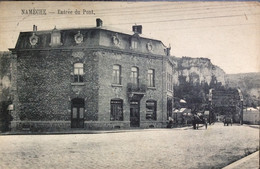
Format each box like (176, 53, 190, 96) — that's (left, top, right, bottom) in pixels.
(29, 33, 38, 46)
(74, 31, 84, 44)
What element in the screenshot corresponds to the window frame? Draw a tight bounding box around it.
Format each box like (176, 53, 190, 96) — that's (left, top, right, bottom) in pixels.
(73, 63, 84, 83)
(147, 69, 155, 87)
(146, 100, 157, 120)
(110, 99, 123, 121)
(131, 40, 138, 49)
(130, 67, 139, 85)
(167, 73, 173, 91)
(112, 65, 121, 85)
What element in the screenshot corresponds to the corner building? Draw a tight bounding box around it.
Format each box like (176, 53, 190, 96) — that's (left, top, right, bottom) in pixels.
(10, 19, 176, 131)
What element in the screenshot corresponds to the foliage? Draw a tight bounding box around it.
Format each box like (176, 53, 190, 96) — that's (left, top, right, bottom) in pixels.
(174, 75, 225, 113)
(174, 74, 258, 113)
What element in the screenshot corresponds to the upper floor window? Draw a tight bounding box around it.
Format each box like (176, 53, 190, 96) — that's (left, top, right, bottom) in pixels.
(131, 40, 138, 49)
(52, 36, 60, 44)
(74, 63, 83, 82)
(130, 67, 139, 85)
(167, 73, 173, 91)
(147, 69, 155, 87)
(112, 65, 121, 85)
(50, 27, 62, 47)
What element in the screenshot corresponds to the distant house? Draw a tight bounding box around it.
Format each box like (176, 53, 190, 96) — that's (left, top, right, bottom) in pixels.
(243, 107, 260, 125)
(208, 88, 243, 123)
(173, 108, 191, 124)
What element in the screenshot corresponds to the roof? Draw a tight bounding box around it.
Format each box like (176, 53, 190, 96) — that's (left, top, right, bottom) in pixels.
(244, 107, 259, 111)
(14, 26, 167, 53)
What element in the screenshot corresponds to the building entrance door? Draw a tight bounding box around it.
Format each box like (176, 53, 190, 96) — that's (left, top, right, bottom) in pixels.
(71, 98, 84, 128)
(130, 101, 140, 127)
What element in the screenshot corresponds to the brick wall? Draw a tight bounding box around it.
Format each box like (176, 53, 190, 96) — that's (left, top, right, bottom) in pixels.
(97, 49, 167, 128)
(10, 25, 174, 131)
(12, 50, 99, 131)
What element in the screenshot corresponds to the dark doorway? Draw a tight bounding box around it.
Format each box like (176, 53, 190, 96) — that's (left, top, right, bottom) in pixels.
(130, 101, 140, 127)
(71, 98, 85, 128)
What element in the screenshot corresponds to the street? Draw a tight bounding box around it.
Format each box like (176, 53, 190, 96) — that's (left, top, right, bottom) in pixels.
(0, 123, 259, 169)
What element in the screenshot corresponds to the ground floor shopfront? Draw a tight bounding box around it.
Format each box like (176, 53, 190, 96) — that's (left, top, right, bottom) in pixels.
(10, 96, 169, 132)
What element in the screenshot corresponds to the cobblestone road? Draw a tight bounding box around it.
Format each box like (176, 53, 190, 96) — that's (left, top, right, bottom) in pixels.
(0, 123, 259, 169)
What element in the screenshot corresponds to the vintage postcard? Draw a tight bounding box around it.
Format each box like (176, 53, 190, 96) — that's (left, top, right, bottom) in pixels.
(0, 1, 259, 169)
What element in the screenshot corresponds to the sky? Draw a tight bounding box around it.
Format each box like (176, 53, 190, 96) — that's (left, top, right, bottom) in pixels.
(0, 1, 259, 74)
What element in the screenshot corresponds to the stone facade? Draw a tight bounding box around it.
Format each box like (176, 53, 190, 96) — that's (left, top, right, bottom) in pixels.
(10, 19, 175, 131)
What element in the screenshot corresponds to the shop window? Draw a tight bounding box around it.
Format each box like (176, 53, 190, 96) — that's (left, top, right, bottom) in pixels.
(146, 100, 157, 120)
(147, 69, 155, 87)
(74, 63, 84, 82)
(112, 65, 121, 85)
(110, 99, 123, 121)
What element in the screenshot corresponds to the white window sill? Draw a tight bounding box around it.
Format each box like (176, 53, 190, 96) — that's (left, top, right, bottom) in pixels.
(111, 84, 123, 87)
(71, 82, 85, 86)
(147, 87, 156, 90)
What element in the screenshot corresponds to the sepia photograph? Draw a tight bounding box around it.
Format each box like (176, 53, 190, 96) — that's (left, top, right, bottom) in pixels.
(0, 1, 259, 169)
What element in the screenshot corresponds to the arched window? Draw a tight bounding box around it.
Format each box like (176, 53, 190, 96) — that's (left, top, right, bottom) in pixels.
(146, 100, 157, 120)
(130, 67, 139, 85)
(110, 99, 123, 121)
(50, 27, 62, 47)
(74, 63, 83, 82)
(112, 65, 121, 85)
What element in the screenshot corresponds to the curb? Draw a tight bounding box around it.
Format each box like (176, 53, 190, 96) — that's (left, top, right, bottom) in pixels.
(0, 128, 177, 135)
(222, 151, 259, 169)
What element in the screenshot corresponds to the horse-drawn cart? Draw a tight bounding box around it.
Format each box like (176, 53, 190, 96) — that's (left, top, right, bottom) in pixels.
(192, 113, 208, 129)
(223, 115, 233, 126)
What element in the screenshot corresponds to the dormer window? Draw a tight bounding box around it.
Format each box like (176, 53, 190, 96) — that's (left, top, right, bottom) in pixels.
(131, 40, 138, 49)
(130, 33, 140, 49)
(50, 27, 62, 47)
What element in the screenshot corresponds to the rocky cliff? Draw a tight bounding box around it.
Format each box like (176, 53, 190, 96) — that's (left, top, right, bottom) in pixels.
(175, 56, 226, 85)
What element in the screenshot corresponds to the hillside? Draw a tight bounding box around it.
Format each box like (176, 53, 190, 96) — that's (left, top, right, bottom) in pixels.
(227, 72, 260, 106)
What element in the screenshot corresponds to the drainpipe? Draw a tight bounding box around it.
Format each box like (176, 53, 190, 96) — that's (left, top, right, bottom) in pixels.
(162, 56, 165, 124)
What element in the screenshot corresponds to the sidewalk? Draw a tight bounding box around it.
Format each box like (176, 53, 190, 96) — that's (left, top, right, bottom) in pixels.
(222, 151, 259, 169)
(0, 125, 194, 135)
(0, 128, 148, 135)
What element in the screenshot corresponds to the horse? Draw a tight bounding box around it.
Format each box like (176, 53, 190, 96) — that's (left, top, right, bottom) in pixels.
(192, 114, 208, 129)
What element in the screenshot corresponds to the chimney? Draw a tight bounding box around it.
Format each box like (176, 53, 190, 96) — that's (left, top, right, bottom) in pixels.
(96, 18, 103, 27)
(132, 25, 142, 34)
(166, 44, 171, 56)
(33, 25, 37, 32)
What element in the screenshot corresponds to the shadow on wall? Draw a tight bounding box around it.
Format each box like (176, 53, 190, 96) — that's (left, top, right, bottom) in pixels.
(0, 100, 13, 132)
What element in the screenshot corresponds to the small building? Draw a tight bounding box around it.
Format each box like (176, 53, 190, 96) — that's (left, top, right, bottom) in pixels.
(9, 18, 176, 131)
(243, 107, 260, 125)
(208, 88, 243, 123)
(172, 108, 191, 124)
